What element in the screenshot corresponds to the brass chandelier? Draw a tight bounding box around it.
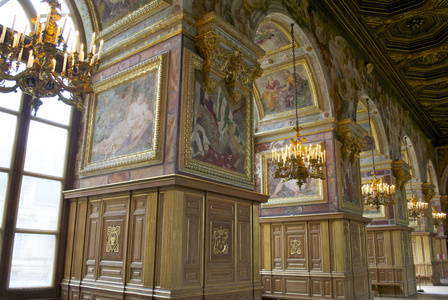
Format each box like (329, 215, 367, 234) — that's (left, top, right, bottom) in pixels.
(362, 99, 395, 210)
(407, 180, 428, 219)
(272, 23, 326, 190)
(432, 207, 446, 227)
(0, 0, 103, 115)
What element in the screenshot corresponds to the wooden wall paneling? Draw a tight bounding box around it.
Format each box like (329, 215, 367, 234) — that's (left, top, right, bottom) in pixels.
(320, 220, 331, 273)
(284, 223, 307, 271)
(236, 202, 252, 282)
(126, 189, 158, 294)
(98, 193, 130, 284)
(155, 189, 164, 289)
(62, 199, 78, 284)
(253, 204, 262, 288)
(309, 221, 322, 271)
(182, 189, 205, 290)
(83, 197, 102, 283)
(205, 193, 236, 286)
(272, 224, 283, 270)
(158, 188, 184, 290)
(71, 198, 87, 284)
(260, 223, 271, 272)
(367, 231, 375, 266)
(284, 276, 309, 296)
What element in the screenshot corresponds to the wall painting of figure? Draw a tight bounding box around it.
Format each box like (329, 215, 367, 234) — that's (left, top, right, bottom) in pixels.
(180, 50, 253, 188)
(80, 54, 166, 175)
(254, 57, 319, 122)
(254, 21, 290, 54)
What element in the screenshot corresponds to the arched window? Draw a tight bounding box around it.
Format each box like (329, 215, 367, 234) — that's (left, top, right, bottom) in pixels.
(0, 1, 78, 298)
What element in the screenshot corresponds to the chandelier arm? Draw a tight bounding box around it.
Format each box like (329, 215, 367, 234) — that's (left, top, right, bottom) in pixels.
(0, 83, 19, 93)
(49, 72, 90, 93)
(56, 90, 84, 110)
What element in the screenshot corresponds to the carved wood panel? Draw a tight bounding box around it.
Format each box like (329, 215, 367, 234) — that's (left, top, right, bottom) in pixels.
(376, 232, 386, 265)
(272, 224, 283, 270)
(84, 199, 101, 281)
(367, 231, 375, 265)
(237, 203, 252, 282)
(98, 194, 129, 283)
(183, 190, 204, 287)
(205, 195, 235, 285)
(309, 222, 322, 271)
(285, 223, 307, 270)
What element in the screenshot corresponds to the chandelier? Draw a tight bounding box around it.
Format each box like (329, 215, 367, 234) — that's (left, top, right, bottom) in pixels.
(0, 0, 103, 115)
(362, 99, 395, 210)
(432, 207, 446, 227)
(272, 23, 326, 190)
(407, 193, 428, 220)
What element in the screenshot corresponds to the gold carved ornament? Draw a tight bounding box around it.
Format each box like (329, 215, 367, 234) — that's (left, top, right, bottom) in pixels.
(212, 226, 229, 255)
(289, 238, 302, 255)
(423, 186, 436, 203)
(393, 168, 411, 189)
(339, 131, 366, 164)
(106, 225, 120, 253)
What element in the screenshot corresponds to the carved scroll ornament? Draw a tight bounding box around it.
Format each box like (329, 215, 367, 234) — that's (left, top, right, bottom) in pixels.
(106, 225, 120, 253)
(339, 131, 366, 164)
(212, 226, 229, 255)
(393, 168, 411, 188)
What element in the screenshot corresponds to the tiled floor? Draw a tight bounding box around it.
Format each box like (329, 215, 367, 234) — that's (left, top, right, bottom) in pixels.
(375, 285, 448, 299)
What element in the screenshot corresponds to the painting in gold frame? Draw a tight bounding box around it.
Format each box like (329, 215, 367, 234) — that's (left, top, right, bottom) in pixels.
(80, 53, 167, 175)
(179, 50, 253, 188)
(253, 56, 320, 123)
(260, 148, 326, 207)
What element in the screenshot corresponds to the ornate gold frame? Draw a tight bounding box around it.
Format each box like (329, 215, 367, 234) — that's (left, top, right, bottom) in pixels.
(336, 140, 364, 213)
(80, 53, 167, 175)
(261, 147, 326, 207)
(253, 55, 321, 123)
(179, 49, 254, 188)
(86, 0, 169, 39)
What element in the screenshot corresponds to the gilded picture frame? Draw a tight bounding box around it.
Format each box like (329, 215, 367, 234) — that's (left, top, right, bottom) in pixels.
(336, 140, 364, 213)
(80, 53, 167, 175)
(87, 0, 168, 39)
(253, 56, 320, 123)
(179, 49, 253, 188)
(260, 147, 326, 207)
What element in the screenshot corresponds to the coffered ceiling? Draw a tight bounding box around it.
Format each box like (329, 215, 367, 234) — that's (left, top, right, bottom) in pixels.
(326, 0, 448, 145)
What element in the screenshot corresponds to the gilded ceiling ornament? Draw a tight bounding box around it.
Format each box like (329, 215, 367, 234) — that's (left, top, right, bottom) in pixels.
(339, 131, 366, 164)
(406, 18, 425, 30)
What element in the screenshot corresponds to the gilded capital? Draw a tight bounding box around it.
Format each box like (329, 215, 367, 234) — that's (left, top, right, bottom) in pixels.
(339, 131, 366, 164)
(392, 162, 412, 188)
(422, 182, 436, 203)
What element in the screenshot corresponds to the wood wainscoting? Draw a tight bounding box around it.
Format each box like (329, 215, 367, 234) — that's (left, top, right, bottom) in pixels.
(60, 174, 267, 300)
(259, 213, 372, 300)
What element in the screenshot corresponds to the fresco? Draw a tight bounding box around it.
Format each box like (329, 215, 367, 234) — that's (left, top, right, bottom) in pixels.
(190, 70, 246, 174)
(94, 0, 147, 28)
(91, 70, 157, 162)
(254, 22, 290, 53)
(254, 63, 313, 117)
(341, 155, 360, 206)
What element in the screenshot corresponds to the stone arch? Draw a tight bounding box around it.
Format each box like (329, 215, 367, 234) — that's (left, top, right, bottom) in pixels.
(440, 165, 448, 196)
(402, 135, 421, 181)
(357, 96, 390, 160)
(252, 13, 333, 127)
(427, 160, 439, 195)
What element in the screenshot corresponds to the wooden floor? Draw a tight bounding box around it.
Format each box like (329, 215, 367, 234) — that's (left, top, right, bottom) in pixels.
(375, 285, 448, 299)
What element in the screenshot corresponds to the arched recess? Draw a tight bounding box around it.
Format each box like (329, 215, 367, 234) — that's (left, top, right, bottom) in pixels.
(441, 166, 448, 196)
(427, 160, 439, 196)
(356, 96, 390, 161)
(252, 13, 333, 129)
(402, 136, 421, 181)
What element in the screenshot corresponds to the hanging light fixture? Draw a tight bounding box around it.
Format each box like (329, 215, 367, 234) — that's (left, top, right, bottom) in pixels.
(432, 207, 446, 227)
(362, 99, 395, 210)
(404, 138, 428, 219)
(0, 0, 104, 115)
(272, 23, 326, 190)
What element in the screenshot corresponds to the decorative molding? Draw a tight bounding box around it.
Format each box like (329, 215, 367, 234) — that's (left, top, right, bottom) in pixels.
(289, 239, 302, 255)
(106, 225, 120, 253)
(423, 182, 436, 203)
(394, 168, 412, 189)
(339, 131, 366, 164)
(212, 226, 229, 255)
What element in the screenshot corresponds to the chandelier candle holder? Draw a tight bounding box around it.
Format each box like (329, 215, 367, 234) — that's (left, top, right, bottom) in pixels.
(432, 207, 446, 227)
(0, 0, 104, 115)
(362, 99, 395, 210)
(272, 23, 326, 190)
(407, 196, 428, 219)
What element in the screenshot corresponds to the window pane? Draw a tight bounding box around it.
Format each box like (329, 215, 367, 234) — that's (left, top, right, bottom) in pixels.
(0, 172, 8, 228)
(24, 121, 68, 177)
(0, 112, 17, 168)
(34, 97, 72, 126)
(9, 233, 55, 288)
(1, 0, 30, 37)
(16, 176, 62, 231)
(0, 91, 21, 111)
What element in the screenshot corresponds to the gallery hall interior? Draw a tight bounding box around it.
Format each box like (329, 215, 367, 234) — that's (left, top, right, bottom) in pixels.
(1, 0, 448, 299)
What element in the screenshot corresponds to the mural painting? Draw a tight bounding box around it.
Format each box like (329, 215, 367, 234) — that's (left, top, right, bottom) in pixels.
(254, 61, 314, 118)
(254, 22, 290, 53)
(340, 154, 361, 208)
(190, 70, 246, 174)
(91, 70, 157, 163)
(94, 0, 147, 28)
